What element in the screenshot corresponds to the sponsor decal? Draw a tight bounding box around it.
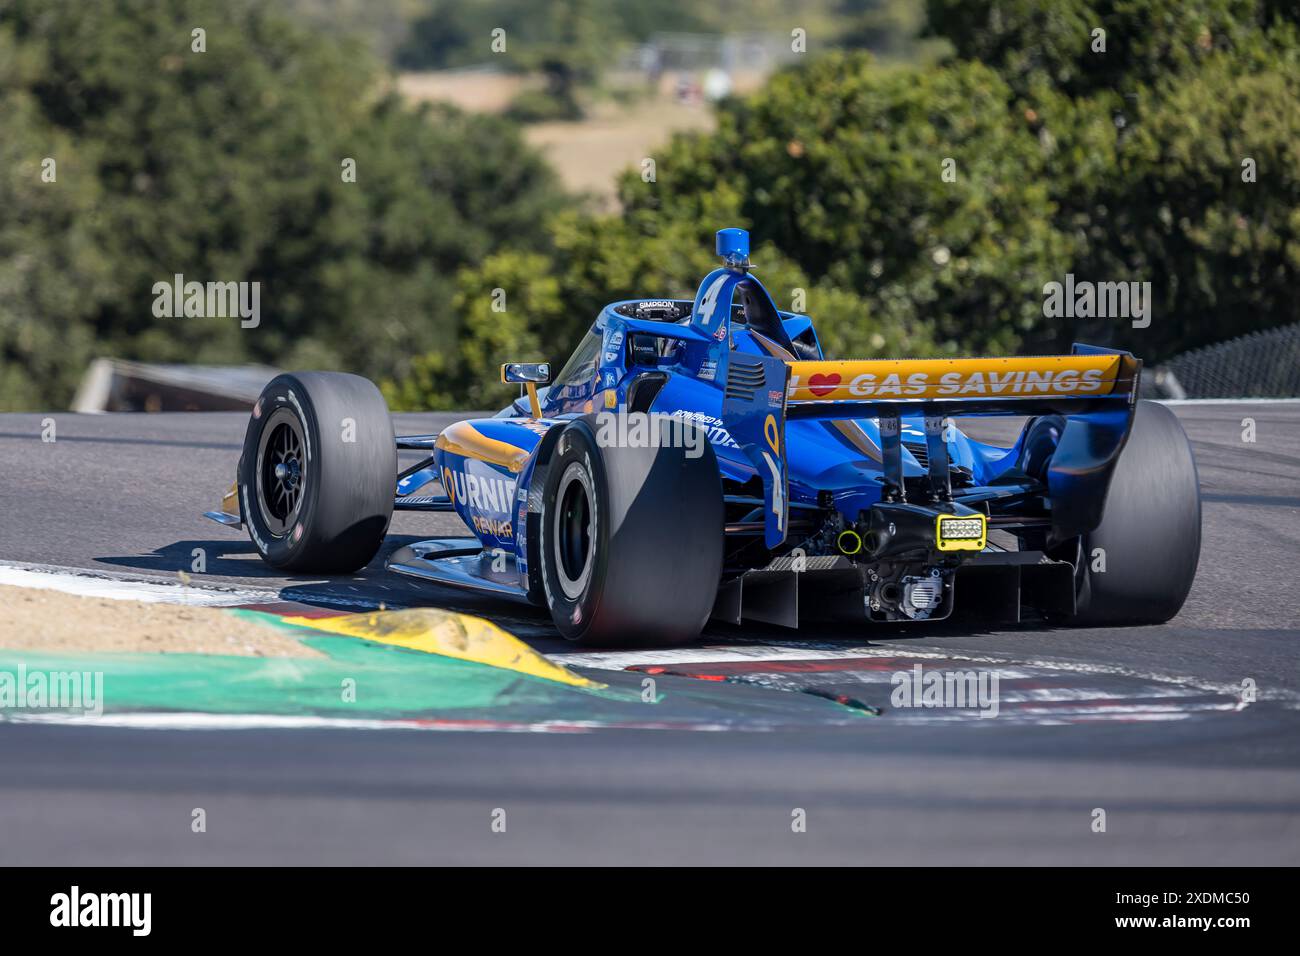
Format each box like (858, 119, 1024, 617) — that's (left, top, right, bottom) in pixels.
(767, 389, 785, 407)
(787, 357, 1119, 401)
(443, 465, 517, 518)
(698, 359, 718, 381)
(471, 515, 513, 540)
(808, 373, 840, 396)
(761, 413, 786, 534)
(665, 410, 740, 448)
(514, 419, 553, 438)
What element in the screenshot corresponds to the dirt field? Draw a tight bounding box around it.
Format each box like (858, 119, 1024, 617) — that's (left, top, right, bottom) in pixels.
(397, 70, 539, 112)
(525, 98, 716, 202)
(0, 586, 319, 658)
(398, 68, 769, 204)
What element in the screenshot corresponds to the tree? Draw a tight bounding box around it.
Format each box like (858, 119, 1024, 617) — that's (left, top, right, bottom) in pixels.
(502, 1, 1300, 363)
(0, 0, 563, 409)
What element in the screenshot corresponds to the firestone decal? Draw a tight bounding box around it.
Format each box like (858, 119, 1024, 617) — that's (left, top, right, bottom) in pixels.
(668, 410, 740, 449)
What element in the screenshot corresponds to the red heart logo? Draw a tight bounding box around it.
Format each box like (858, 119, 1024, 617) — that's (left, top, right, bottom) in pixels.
(808, 373, 841, 397)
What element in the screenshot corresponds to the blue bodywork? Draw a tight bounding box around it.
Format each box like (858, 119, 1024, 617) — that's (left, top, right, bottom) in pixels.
(419, 228, 1140, 607)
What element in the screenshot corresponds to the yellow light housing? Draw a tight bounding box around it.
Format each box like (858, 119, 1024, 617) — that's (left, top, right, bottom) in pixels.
(936, 513, 986, 552)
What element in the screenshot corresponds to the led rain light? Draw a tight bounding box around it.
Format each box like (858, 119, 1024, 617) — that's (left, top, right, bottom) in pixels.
(939, 517, 984, 539)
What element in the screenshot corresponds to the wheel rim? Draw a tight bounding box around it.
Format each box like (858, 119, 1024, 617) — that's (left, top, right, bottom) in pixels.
(553, 462, 595, 600)
(255, 408, 307, 537)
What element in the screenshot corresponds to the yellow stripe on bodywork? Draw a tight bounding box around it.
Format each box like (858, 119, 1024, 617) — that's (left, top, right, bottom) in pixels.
(435, 421, 531, 473)
(750, 330, 796, 361)
(786, 355, 1122, 402)
(283, 607, 601, 689)
(830, 420, 883, 463)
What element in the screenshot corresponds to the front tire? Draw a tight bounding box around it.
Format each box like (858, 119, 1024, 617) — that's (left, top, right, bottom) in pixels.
(1070, 400, 1202, 624)
(538, 415, 724, 646)
(239, 372, 395, 573)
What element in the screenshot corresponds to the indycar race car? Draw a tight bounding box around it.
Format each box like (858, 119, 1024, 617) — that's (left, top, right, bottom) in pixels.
(206, 228, 1201, 646)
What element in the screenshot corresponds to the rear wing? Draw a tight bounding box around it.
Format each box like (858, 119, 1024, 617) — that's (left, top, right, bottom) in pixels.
(785, 351, 1139, 415)
(722, 346, 1141, 549)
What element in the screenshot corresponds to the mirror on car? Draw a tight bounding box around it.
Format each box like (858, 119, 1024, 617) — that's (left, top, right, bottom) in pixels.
(500, 363, 551, 385)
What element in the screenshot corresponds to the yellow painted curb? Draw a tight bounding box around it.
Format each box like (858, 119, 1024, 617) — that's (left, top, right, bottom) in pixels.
(282, 608, 601, 689)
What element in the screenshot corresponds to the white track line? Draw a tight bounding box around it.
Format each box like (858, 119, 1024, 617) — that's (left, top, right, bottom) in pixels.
(557, 641, 1291, 706)
(1, 711, 745, 733)
(1157, 398, 1300, 405)
(0, 561, 279, 607)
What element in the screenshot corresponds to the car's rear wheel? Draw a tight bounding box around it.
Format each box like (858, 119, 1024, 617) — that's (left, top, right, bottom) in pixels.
(239, 372, 395, 573)
(1068, 400, 1202, 624)
(538, 415, 724, 646)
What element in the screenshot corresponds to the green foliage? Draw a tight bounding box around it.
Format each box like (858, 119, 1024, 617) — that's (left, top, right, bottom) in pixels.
(416, 204, 937, 402)
(504, 88, 584, 123)
(0, 70, 110, 409)
(382, 252, 560, 411)
(921, 0, 1300, 356)
(617, 54, 1075, 355)
(477, 0, 1297, 367)
(926, 0, 1294, 98)
(0, 0, 562, 410)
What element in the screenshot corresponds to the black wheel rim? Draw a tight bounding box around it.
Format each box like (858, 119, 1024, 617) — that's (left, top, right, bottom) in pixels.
(256, 409, 307, 537)
(553, 463, 594, 599)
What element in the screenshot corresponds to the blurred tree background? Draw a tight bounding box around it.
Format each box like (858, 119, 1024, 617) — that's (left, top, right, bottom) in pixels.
(0, 0, 561, 410)
(0, 0, 1296, 412)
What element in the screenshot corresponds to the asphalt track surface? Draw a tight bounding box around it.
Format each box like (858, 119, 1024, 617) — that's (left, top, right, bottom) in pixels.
(0, 405, 1298, 864)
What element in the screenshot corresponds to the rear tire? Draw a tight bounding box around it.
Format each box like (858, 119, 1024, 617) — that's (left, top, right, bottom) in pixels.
(1070, 400, 1201, 625)
(239, 372, 395, 574)
(539, 415, 724, 646)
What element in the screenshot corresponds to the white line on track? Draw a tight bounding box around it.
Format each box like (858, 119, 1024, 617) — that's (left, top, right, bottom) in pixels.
(555, 641, 1294, 706)
(1157, 398, 1300, 405)
(0, 711, 742, 733)
(0, 560, 279, 606)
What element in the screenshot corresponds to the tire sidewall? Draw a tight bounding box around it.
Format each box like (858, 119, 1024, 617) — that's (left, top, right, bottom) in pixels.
(539, 422, 609, 641)
(1075, 400, 1202, 623)
(239, 375, 324, 568)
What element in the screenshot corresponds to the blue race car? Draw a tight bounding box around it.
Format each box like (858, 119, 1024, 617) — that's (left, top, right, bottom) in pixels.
(208, 228, 1201, 646)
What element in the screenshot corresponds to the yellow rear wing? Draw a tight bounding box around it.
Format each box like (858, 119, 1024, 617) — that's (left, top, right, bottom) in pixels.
(786, 353, 1137, 408)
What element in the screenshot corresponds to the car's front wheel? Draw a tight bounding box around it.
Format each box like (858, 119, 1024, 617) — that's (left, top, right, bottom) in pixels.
(239, 372, 395, 574)
(538, 415, 724, 646)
